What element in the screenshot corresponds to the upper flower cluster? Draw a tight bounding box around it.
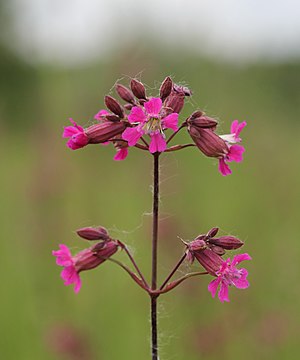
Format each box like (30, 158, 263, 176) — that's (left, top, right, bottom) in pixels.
(62, 76, 247, 176)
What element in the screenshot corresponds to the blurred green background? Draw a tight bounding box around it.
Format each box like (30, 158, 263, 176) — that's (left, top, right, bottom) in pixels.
(1, 1, 300, 359)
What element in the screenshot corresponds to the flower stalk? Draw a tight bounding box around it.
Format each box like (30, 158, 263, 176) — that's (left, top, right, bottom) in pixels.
(150, 152, 160, 360)
(54, 76, 252, 360)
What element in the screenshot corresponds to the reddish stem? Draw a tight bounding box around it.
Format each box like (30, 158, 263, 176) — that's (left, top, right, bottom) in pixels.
(165, 144, 196, 152)
(151, 152, 160, 360)
(159, 253, 187, 291)
(166, 122, 187, 145)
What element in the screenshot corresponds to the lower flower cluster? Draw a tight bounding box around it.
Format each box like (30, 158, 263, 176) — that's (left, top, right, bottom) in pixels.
(53, 226, 251, 302)
(53, 228, 119, 293)
(185, 228, 251, 302)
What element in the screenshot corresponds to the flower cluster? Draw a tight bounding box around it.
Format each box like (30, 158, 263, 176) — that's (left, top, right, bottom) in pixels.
(185, 227, 251, 302)
(62, 77, 246, 176)
(53, 227, 119, 293)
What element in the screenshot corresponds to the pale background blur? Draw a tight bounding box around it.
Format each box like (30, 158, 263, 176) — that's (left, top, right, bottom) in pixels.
(1, 1, 300, 359)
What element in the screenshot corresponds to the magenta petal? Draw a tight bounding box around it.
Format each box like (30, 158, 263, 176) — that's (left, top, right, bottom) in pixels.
(218, 158, 232, 176)
(218, 281, 230, 302)
(208, 277, 221, 298)
(233, 269, 249, 289)
(149, 133, 167, 153)
(227, 145, 245, 163)
(144, 97, 162, 117)
(73, 275, 82, 293)
(53, 245, 73, 267)
(61, 266, 76, 285)
(231, 120, 247, 139)
(114, 148, 128, 161)
(232, 253, 252, 266)
(122, 127, 143, 146)
(230, 120, 239, 134)
(94, 109, 110, 120)
(162, 113, 179, 132)
(66, 134, 88, 150)
(63, 126, 79, 138)
(69, 118, 84, 132)
(128, 106, 147, 124)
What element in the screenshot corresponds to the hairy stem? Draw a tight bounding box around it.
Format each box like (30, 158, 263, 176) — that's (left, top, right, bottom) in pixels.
(151, 152, 160, 360)
(159, 253, 187, 291)
(165, 144, 196, 152)
(123, 245, 149, 289)
(158, 271, 208, 294)
(166, 122, 187, 144)
(106, 257, 146, 289)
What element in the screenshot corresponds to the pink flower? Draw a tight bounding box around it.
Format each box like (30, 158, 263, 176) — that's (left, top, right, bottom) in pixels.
(122, 97, 179, 153)
(63, 118, 127, 150)
(52, 241, 119, 293)
(63, 118, 88, 150)
(208, 253, 251, 303)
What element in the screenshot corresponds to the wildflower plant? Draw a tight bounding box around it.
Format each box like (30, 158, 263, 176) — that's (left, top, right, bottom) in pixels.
(54, 76, 251, 359)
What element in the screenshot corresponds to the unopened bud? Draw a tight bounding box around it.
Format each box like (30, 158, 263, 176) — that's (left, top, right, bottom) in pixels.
(85, 121, 126, 143)
(209, 236, 244, 250)
(210, 245, 226, 256)
(130, 79, 146, 99)
(164, 92, 184, 114)
(115, 84, 135, 104)
(75, 240, 119, 272)
(76, 226, 109, 241)
(173, 84, 192, 96)
(188, 112, 218, 129)
(105, 96, 124, 118)
(206, 227, 219, 238)
(186, 238, 207, 263)
(189, 239, 207, 252)
(160, 76, 173, 101)
(105, 114, 121, 123)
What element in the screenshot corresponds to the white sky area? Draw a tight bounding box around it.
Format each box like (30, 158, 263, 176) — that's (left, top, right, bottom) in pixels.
(6, 0, 300, 65)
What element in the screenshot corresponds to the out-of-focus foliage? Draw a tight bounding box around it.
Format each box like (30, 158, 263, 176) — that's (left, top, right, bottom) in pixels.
(1, 37, 300, 360)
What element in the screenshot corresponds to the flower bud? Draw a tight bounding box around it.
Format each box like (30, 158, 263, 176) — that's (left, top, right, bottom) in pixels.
(74, 240, 119, 272)
(163, 91, 184, 114)
(76, 226, 109, 241)
(188, 126, 228, 158)
(85, 121, 126, 143)
(115, 84, 135, 104)
(173, 84, 192, 96)
(160, 76, 173, 101)
(130, 79, 147, 99)
(209, 236, 244, 250)
(104, 114, 120, 123)
(206, 227, 219, 238)
(210, 245, 226, 256)
(188, 111, 218, 129)
(186, 238, 207, 263)
(104, 96, 124, 118)
(188, 238, 207, 252)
